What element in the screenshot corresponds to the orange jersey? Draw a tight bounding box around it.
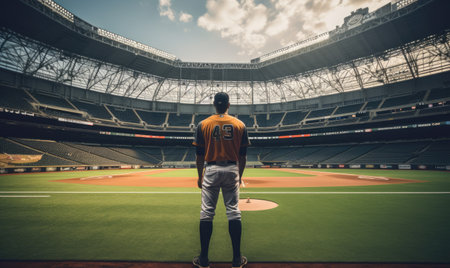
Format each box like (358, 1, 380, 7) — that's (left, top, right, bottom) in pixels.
(193, 114, 250, 162)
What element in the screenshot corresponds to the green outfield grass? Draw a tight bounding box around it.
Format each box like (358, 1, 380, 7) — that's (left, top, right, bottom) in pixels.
(0, 168, 449, 263)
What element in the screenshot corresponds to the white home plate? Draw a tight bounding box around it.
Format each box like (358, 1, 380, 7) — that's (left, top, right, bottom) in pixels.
(239, 198, 278, 211)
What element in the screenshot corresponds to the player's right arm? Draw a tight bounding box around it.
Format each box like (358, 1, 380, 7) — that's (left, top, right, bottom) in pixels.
(193, 123, 206, 189)
(238, 125, 250, 185)
(196, 153, 205, 189)
(238, 154, 246, 185)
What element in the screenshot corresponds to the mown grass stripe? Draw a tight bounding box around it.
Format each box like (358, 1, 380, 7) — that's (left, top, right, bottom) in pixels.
(0, 195, 51, 198)
(0, 191, 449, 195)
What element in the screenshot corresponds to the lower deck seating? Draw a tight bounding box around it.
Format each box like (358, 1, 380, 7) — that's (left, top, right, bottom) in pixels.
(323, 144, 380, 164)
(0, 138, 78, 166)
(163, 147, 187, 161)
(1, 138, 448, 167)
(350, 141, 429, 164)
(11, 139, 122, 165)
(65, 143, 154, 165)
(408, 140, 450, 165)
(109, 147, 161, 164)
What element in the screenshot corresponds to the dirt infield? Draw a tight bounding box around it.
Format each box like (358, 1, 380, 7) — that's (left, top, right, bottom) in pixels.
(54, 169, 419, 188)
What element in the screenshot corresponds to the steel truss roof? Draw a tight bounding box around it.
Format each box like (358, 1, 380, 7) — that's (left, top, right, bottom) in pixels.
(0, 0, 449, 83)
(1, 28, 449, 104)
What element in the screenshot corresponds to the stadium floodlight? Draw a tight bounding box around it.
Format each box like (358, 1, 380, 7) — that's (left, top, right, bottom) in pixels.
(392, 0, 418, 10)
(37, 0, 74, 23)
(96, 28, 177, 61)
(256, 32, 330, 63)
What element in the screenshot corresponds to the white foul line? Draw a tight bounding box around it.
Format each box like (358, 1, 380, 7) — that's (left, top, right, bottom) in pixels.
(0, 191, 449, 195)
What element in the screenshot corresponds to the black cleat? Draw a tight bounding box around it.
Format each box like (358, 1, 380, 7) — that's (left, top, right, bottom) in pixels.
(232, 255, 247, 268)
(193, 256, 210, 268)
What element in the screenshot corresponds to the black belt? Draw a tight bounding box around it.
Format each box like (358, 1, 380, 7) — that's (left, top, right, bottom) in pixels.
(207, 161, 236, 165)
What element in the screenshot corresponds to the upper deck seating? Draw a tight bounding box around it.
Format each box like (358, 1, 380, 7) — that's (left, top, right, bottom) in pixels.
(381, 91, 426, 108)
(167, 113, 193, 127)
(334, 103, 363, 115)
(374, 110, 416, 121)
(255, 113, 284, 127)
(32, 92, 74, 109)
(108, 106, 140, 124)
(71, 100, 112, 120)
(306, 107, 335, 119)
(426, 87, 450, 101)
(0, 86, 34, 111)
(137, 110, 166, 126)
(327, 117, 359, 126)
(236, 114, 255, 128)
(364, 100, 382, 110)
(194, 114, 211, 126)
(419, 104, 450, 115)
(282, 111, 308, 125)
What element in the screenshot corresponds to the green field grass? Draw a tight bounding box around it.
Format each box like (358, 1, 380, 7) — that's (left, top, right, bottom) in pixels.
(147, 168, 314, 178)
(0, 168, 449, 263)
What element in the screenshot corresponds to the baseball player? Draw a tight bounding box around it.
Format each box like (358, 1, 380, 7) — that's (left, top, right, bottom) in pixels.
(192, 92, 249, 268)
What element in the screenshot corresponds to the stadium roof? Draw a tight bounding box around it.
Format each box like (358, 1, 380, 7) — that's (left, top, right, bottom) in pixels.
(1, 0, 449, 82)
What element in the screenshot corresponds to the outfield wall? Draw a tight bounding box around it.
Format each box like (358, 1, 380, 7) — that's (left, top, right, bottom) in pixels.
(2, 162, 449, 175)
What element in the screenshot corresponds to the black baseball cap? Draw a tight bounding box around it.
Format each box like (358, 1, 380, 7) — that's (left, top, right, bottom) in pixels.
(213, 92, 229, 106)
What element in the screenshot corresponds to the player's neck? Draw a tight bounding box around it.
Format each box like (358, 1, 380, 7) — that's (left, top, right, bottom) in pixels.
(216, 111, 228, 115)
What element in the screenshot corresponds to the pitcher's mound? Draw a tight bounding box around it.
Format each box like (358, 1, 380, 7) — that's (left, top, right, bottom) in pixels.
(239, 198, 278, 211)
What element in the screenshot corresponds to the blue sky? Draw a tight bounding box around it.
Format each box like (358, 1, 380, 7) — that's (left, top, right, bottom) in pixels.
(54, 0, 390, 63)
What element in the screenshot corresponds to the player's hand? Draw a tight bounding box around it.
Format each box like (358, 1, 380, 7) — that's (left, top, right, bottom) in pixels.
(197, 177, 203, 189)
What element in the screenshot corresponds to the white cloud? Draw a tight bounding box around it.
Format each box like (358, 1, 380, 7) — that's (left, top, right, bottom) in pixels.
(197, 0, 268, 57)
(159, 0, 175, 21)
(196, 0, 390, 59)
(198, 0, 246, 36)
(179, 12, 193, 23)
(265, 13, 289, 36)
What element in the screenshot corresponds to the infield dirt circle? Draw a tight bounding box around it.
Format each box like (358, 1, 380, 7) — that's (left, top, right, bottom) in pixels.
(55, 169, 419, 211)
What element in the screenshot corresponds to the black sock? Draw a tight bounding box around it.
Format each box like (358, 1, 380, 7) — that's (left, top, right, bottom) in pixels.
(199, 220, 213, 263)
(228, 219, 242, 262)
